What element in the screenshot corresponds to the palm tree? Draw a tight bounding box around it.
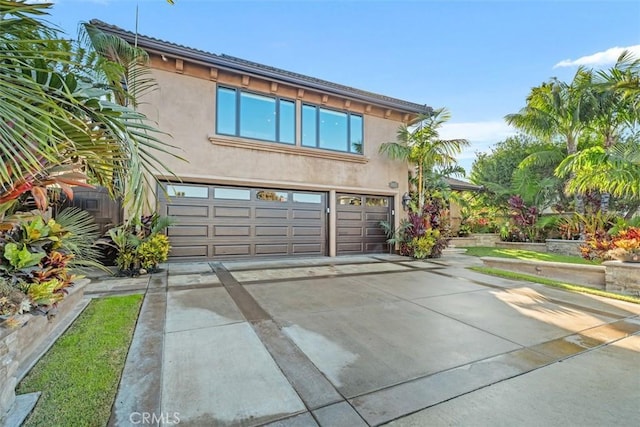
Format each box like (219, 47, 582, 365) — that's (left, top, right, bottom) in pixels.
(0, 1, 181, 221)
(585, 52, 639, 211)
(557, 140, 640, 201)
(555, 51, 640, 212)
(379, 107, 469, 210)
(505, 69, 594, 213)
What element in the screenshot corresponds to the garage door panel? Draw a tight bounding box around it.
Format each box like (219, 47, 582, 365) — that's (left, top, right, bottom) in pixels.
(214, 225, 251, 237)
(337, 242, 364, 253)
(293, 243, 323, 254)
(167, 225, 209, 237)
(214, 206, 251, 218)
(365, 242, 388, 252)
(366, 212, 389, 222)
(256, 226, 289, 237)
(293, 227, 322, 236)
(255, 208, 288, 219)
(214, 244, 251, 256)
(169, 245, 209, 258)
(255, 244, 289, 255)
(366, 227, 387, 237)
(338, 227, 363, 237)
(167, 205, 209, 218)
(292, 209, 323, 220)
(337, 211, 362, 221)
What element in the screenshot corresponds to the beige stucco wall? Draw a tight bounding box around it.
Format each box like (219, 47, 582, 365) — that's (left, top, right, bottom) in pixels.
(139, 67, 410, 218)
(449, 200, 462, 233)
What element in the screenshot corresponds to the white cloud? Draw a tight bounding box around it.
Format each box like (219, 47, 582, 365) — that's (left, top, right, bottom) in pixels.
(553, 45, 640, 68)
(440, 120, 515, 158)
(439, 120, 517, 175)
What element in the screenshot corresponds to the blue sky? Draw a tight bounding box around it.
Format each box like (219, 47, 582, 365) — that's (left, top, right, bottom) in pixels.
(46, 0, 640, 175)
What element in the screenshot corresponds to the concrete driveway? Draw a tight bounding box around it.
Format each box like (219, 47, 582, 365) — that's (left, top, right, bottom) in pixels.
(107, 253, 640, 426)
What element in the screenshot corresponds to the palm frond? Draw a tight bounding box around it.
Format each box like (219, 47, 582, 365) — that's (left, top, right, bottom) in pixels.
(55, 207, 107, 271)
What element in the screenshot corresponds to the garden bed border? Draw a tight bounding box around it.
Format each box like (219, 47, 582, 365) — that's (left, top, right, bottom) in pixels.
(480, 256, 640, 296)
(1, 279, 89, 423)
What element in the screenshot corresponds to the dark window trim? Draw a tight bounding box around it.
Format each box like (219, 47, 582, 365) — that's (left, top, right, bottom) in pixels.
(216, 85, 296, 145)
(302, 103, 363, 155)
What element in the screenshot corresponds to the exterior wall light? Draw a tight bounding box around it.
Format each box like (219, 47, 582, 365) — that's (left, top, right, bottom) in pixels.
(402, 193, 411, 211)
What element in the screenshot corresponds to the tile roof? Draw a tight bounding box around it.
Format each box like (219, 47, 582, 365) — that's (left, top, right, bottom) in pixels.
(90, 20, 432, 115)
(444, 177, 483, 192)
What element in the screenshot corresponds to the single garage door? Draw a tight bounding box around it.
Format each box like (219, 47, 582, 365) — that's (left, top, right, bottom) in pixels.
(336, 193, 393, 255)
(158, 183, 327, 260)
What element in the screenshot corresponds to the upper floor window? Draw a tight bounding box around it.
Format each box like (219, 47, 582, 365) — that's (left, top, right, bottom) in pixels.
(302, 105, 363, 154)
(216, 86, 295, 144)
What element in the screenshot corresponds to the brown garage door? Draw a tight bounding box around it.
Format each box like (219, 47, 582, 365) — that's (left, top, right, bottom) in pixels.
(336, 194, 393, 255)
(158, 183, 327, 260)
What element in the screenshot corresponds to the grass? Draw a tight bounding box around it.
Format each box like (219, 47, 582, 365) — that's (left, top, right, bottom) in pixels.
(471, 266, 640, 304)
(17, 294, 143, 427)
(462, 246, 599, 265)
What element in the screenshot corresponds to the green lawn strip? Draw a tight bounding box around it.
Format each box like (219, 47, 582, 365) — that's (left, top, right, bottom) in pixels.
(471, 266, 640, 304)
(462, 246, 599, 265)
(17, 294, 143, 427)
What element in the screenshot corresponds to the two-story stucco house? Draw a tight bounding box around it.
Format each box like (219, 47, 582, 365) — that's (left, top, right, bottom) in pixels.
(93, 20, 431, 261)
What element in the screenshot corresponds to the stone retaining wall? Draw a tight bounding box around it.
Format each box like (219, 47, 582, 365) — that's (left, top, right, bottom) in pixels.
(603, 261, 640, 296)
(481, 257, 640, 297)
(0, 280, 88, 421)
(495, 241, 548, 252)
(480, 257, 605, 289)
(546, 239, 585, 257)
(449, 233, 501, 247)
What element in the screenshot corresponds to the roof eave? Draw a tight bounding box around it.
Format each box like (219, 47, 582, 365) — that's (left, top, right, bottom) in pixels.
(92, 22, 431, 115)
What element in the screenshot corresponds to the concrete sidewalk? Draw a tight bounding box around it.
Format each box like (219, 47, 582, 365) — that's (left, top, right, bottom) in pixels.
(109, 253, 640, 426)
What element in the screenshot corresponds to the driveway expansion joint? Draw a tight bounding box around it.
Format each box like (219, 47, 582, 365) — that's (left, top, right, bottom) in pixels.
(213, 263, 354, 421)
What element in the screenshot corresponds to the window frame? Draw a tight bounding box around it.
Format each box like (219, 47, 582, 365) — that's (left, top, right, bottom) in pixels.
(301, 104, 364, 155)
(216, 85, 296, 145)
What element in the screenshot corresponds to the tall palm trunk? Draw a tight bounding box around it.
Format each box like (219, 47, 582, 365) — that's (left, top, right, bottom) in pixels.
(566, 135, 585, 216)
(566, 134, 587, 238)
(417, 164, 424, 210)
(600, 132, 615, 213)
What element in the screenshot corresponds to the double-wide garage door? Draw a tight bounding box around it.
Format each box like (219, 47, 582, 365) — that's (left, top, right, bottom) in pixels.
(159, 183, 392, 260)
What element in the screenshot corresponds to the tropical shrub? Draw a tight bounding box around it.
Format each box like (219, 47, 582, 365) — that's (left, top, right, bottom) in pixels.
(555, 215, 582, 240)
(468, 216, 494, 233)
(507, 195, 538, 240)
(381, 194, 449, 259)
(106, 214, 174, 276)
(457, 223, 471, 237)
(580, 226, 640, 262)
(412, 232, 438, 259)
(137, 234, 170, 271)
(605, 227, 640, 262)
(108, 226, 140, 274)
(0, 214, 92, 320)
